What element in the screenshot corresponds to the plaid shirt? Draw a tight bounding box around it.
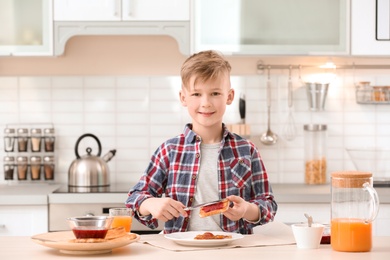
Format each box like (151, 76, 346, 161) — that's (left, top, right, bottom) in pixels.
(126, 124, 277, 234)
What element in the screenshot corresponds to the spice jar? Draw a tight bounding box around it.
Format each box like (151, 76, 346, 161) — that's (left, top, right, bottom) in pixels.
(43, 156, 55, 180)
(372, 86, 386, 102)
(4, 128, 15, 152)
(3, 156, 15, 180)
(17, 128, 28, 152)
(16, 156, 28, 180)
(304, 124, 327, 184)
(30, 128, 42, 152)
(43, 128, 55, 152)
(331, 171, 379, 252)
(30, 156, 41, 180)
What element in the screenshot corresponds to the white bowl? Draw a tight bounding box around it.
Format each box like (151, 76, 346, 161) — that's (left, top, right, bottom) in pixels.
(291, 223, 324, 249)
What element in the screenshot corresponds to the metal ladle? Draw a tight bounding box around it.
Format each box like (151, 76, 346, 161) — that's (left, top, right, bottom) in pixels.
(260, 67, 278, 145)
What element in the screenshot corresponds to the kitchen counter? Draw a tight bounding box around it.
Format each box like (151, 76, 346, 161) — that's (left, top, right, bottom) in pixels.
(0, 183, 61, 205)
(1, 183, 390, 205)
(1, 235, 389, 260)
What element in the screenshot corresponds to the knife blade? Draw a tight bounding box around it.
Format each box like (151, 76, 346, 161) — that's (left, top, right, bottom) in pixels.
(183, 199, 223, 211)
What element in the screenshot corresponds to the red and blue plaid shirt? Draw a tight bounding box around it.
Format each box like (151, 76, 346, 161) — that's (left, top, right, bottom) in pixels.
(126, 124, 277, 234)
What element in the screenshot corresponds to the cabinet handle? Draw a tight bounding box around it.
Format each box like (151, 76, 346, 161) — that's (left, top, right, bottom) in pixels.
(124, 0, 132, 17)
(113, 0, 121, 17)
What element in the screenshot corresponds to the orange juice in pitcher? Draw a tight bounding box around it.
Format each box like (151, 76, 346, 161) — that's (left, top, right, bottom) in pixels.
(331, 172, 379, 252)
(331, 218, 372, 252)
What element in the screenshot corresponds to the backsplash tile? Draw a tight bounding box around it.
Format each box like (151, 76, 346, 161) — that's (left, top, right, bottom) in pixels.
(1, 73, 390, 186)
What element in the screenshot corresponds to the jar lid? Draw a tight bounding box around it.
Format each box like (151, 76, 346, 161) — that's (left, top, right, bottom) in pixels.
(331, 171, 372, 188)
(17, 128, 28, 134)
(44, 128, 55, 134)
(30, 156, 42, 162)
(17, 156, 28, 162)
(31, 128, 42, 134)
(4, 128, 15, 134)
(4, 156, 15, 162)
(304, 124, 327, 131)
(43, 156, 54, 162)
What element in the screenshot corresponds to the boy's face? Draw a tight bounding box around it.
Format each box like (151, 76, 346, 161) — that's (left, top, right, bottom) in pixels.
(179, 73, 234, 130)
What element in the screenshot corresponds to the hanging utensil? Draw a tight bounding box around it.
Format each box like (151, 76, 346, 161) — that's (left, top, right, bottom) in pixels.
(283, 66, 296, 141)
(260, 67, 278, 145)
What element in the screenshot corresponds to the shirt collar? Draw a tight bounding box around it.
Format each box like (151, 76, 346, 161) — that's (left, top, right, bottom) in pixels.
(182, 123, 234, 144)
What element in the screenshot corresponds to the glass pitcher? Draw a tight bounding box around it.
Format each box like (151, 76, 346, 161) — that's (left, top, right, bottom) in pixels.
(331, 171, 379, 252)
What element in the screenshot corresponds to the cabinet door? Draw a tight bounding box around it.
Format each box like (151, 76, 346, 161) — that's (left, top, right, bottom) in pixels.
(274, 203, 331, 224)
(351, 0, 390, 55)
(192, 0, 349, 55)
(54, 0, 189, 21)
(0, 206, 48, 236)
(0, 0, 53, 56)
(122, 0, 189, 21)
(54, 0, 121, 21)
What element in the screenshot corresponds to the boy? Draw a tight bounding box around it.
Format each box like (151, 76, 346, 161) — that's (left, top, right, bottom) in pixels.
(126, 50, 277, 234)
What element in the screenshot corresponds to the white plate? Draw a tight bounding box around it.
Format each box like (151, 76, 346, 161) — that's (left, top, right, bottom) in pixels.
(164, 231, 243, 247)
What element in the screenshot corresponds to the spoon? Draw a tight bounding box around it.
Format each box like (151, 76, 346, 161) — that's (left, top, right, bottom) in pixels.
(304, 213, 313, 227)
(260, 67, 278, 145)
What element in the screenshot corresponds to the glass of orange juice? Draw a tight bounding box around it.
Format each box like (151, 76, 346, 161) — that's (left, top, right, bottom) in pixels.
(109, 208, 133, 232)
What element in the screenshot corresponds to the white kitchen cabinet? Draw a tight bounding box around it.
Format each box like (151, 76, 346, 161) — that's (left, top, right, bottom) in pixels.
(54, 0, 189, 21)
(351, 0, 390, 55)
(0, 0, 53, 56)
(192, 0, 350, 55)
(275, 203, 390, 236)
(373, 204, 390, 236)
(0, 205, 48, 236)
(53, 0, 190, 56)
(274, 203, 331, 225)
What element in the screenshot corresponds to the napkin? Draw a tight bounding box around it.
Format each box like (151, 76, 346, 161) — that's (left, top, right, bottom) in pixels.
(138, 221, 296, 252)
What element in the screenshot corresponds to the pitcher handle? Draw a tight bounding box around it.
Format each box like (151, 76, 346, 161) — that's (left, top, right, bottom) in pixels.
(363, 182, 380, 222)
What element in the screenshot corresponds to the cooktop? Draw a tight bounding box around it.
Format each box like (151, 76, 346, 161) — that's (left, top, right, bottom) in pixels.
(53, 183, 133, 193)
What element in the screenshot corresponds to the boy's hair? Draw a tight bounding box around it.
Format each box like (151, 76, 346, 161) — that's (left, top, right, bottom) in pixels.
(180, 50, 231, 89)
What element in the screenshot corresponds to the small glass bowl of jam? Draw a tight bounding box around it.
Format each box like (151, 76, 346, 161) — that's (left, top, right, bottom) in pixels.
(67, 216, 113, 239)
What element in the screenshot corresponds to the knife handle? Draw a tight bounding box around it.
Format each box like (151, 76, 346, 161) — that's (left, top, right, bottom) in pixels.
(239, 93, 246, 121)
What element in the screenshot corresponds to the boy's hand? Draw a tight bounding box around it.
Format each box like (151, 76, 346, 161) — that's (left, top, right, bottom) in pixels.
(139, 197, 188, 222)
(223, 195, 260, 222)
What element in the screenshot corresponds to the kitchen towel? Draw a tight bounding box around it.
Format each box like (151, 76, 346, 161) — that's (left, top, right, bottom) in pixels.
(138, 221, 296, 252)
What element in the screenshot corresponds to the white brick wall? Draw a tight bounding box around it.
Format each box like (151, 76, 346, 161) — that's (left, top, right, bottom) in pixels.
(1, 72, 389, 186)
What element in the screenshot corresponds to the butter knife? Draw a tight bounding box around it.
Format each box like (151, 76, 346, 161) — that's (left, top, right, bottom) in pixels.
(183, 199, 224, 211)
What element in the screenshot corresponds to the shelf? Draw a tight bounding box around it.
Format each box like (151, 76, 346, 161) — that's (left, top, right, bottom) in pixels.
(355, 86, 390, 104)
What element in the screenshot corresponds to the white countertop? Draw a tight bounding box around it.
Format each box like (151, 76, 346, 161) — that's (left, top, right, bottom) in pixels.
(0, 183, 61, 205)
(1, 183, 390, 206)
(2, 235, 390, 260)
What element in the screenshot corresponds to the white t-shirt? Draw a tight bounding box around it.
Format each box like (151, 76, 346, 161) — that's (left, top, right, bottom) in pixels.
(188, 143, 223, 231)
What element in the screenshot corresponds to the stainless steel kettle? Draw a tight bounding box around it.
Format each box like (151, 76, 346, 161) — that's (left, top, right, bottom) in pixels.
(68, 133, 116, 188)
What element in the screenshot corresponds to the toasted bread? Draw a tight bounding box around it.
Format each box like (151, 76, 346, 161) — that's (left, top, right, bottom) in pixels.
(199, 199, 229, 218)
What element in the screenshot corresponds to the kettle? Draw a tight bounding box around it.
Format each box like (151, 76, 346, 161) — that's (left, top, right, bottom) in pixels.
(68, 133, 116, 188)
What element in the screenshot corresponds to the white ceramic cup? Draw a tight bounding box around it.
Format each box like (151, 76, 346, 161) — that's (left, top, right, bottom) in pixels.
(291, 223, 325, 249)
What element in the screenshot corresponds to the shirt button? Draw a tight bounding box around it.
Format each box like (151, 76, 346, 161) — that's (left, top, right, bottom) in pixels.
(196, 153, 200, 158)
(189, 197, 194, 202)
(192, 175, 197, 180)
(239, 159, 244, 164)
(196, 136, 201, 141)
